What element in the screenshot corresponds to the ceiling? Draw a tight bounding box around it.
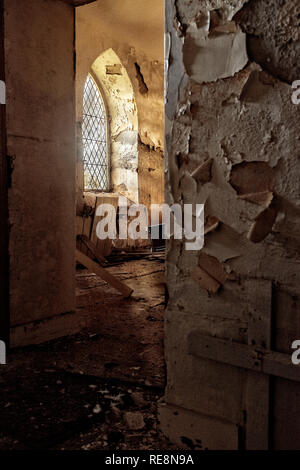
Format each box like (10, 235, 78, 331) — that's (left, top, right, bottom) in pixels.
(76, 0, 164, 62)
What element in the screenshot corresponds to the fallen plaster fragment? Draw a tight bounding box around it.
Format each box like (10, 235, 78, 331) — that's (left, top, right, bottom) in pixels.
(191, 158, 213, 183)
(204, 216, 220, 235)
(124, 411, 145, 431)
(198, 252, 228, 285)
(93, 404, 102, 414)
(238, 191, 273, 207)
(183, 22, 248, 83)
(248, 205, 278, 243)
(191, 266, 220, 294)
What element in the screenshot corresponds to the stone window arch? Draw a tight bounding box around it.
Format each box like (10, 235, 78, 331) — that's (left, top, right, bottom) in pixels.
(79, 49, 139, 202)
(82, 73, 110, 191)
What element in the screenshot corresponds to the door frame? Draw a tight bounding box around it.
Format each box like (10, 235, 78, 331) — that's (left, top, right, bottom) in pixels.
(0, 0, 9, 349)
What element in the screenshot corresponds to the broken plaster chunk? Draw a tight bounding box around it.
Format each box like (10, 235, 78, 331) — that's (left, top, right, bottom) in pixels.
(106, 64, 122, 75)
(247, 205, 278, 243)
(180, 173, 197, 203)
(191, 266, 221, 294)
(238, 191, 273, 207)
(204, 216, 220, 235)
(131, 392, 147, 408)
(183, 24, 248, 83)
(93, 404, 102, 414)
(173, 122, 191, 156)
(124, 412, 145, 431)
(211, 21, 238, 34)
(204, 223, 246, 262)
(239, 69, 275, 103)
(191, 159, 213, 184)
(229, 161, 274, 195)
(198, 252, 228, 285)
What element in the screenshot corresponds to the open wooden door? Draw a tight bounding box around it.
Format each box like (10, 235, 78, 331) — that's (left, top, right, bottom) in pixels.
(0, 0, 9, 349)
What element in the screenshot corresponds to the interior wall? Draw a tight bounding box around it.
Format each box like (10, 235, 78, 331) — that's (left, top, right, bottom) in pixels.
(161, 0, 300, 450)
(75, 0, 165, 211)
(88, 48, 139, 202)
(5, 0, 76, 330)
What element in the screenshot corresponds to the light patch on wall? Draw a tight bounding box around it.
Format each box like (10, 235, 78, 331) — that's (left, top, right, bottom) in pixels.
(91, 49, 139, 202)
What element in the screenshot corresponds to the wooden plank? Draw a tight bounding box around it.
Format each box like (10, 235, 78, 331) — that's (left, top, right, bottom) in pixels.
(245, 280, 272, 450)
(83, 215, 92, 239)
(91, 194, 119, 257)
(79, 215, 92, 255)
(159, 403, 239, 450)
(0, 0, 9, 348)
(76, 216, 84, 236)
(188, 332, 300, 383)
(78, 234, 108, 265)
(76, 249, 133, 298)
(11, 311, 84, 348)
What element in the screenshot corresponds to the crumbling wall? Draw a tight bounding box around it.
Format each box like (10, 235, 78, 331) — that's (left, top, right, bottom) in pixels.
(89, 48, 139, 203)
(76, 0, 164, 210)
(160, 0, 300, 450)
(5, 0, 76, 331)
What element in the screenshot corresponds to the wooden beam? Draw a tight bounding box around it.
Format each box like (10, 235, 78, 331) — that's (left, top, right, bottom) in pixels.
(77, 235, 108, 265)
(245, 280, 272, 450)
(76, 249, 133, 298)
(91, 194, 119, 258)
(188, 332, 300, 383)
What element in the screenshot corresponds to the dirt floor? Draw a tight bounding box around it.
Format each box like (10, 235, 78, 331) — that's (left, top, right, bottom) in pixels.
(0, 254, 180, 450)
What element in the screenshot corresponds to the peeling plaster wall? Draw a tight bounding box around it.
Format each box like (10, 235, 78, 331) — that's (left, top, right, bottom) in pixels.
(5, 0, 76, 327)
(88, 48, 139, 203)
(161, 0, 300, 450)
(76, 0, 165, 210)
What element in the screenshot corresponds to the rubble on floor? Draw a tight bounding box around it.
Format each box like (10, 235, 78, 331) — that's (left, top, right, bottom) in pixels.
(0, 254, 175, 450)
(0, 364, 177, 450)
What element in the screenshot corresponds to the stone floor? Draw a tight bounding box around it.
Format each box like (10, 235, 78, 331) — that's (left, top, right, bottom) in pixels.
(0, 254, 180, 450)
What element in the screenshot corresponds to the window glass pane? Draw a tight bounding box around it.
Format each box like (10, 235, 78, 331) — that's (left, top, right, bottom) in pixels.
(82, 74, 108, 191)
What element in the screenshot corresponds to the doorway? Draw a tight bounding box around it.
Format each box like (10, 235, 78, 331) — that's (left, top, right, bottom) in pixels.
(74, 0, 166, 387)
(0, 0, 170, 451)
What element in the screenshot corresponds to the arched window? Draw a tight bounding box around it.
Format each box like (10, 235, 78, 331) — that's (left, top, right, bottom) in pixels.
(82, 74, 109, 191)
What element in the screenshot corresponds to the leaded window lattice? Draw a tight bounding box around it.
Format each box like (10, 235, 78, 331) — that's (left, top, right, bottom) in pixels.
(82, 74, 109, 191)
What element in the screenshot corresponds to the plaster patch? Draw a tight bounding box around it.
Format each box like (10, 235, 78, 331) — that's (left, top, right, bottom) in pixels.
(183, 24, 248, 83)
